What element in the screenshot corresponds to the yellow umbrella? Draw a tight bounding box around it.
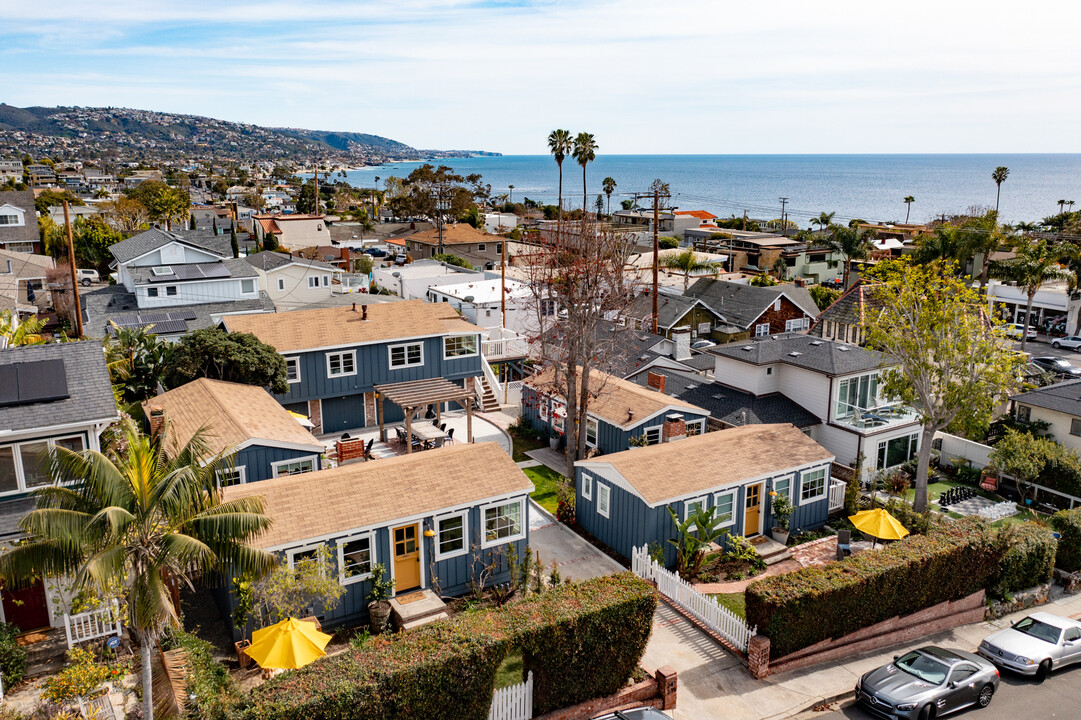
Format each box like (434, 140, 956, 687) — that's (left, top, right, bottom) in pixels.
(849, 508, 910, 546)
(244, 617, 332, 670)
(287, 410, 315, 428)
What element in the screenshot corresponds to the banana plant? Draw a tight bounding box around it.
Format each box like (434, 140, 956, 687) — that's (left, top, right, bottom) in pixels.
(666, 505, 731, 579)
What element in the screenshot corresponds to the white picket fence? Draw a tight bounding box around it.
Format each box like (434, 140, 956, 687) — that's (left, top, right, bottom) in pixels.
(828, 479, 847, 512)
(631, 546, 755, 653)
(64, 599, 122, 649)
(488, 670, 533, 720)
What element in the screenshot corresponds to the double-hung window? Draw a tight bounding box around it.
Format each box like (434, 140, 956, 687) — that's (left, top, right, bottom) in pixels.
(285, 357, 301, 383)
(581, 472, 593, 500)
(585, 418, 598, 447)
(272, 457, 316, 478)
(287, 544, 323, 570)
(597, 484, 611, 518)
(0, 435, 86, 496)
(713, 490, 737, 528)
(326, 351, 356, 377)
(800, 468, 827, 502)
(389, 342, 423, 368)
(755, 323, 770, 337)
(215, 466, 246, 486)
(684, 496, 707, 522)
(483, 499, 525, 546)
(338, 533, 374, 583)
(643, 426, 662, 445)
(773, 476, 792, 500)
(443, 335, 478, 359)
(435, 511, 468, 559)
(685, 419, 705, 436)
(785, 318, 804, 332)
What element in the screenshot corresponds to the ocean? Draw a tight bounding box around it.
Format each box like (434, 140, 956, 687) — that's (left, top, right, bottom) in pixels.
(310, 154, 1081, 227)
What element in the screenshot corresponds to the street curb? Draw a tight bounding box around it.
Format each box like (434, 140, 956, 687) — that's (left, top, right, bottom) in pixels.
(767, 690, 855, 720)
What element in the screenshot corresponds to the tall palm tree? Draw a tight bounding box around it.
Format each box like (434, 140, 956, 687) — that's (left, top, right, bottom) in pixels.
(547, 129, 572, 215)
(507, 184, 514, 204)
(572, 133, 598, 214)
(903, 195, 915, 224)
(992, 166, 1010, 214)
(602, 177, 617, 217)
(661, 248, 723, 292)
(0, 425, 275, 720)
(827, 224, 876, 289)
(810, 211, 836, 233)
(1058, 199, 1068, 217)
(991, 238, 1078, 352)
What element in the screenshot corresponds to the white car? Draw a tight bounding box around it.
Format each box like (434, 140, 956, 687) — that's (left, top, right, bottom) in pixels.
(1006, 323, 1037, 340)
(1051, 335, 1081, 351)
(76, 268, 100, 286)
(978, 612, 1081, 680)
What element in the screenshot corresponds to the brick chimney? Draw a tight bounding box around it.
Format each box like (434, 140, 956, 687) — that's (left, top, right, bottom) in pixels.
(672, 326, 691, 362)
(646, 371, 666, 394)
(148, 405, 165, 437)
(662, 413, 687, 443)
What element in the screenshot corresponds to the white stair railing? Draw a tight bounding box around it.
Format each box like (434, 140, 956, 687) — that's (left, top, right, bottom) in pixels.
(64, 599, 122, 649)
(479, 357, 503, 407)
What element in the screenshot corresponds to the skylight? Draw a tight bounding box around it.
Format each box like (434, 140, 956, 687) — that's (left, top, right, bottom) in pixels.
(151, 266, 174, 276)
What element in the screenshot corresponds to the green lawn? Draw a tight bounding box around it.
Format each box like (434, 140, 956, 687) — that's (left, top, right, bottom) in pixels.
(510, 431, 548, 463)
(493, 650, 524, 689)
(709, 592, 746, 619)
(523, 466, 565, 515)
(899, 478, 1001, 505)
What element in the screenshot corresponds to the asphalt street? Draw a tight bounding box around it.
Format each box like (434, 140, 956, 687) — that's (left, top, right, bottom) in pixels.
(813, 662, 1081, 720)
(1018, 340, 1081, 363)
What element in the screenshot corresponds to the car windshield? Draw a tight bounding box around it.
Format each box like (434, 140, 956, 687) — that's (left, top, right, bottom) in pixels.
(894, 651, 949, 685)
(1046, 359, 1072, 370)
(1013, 617, 1062, 644)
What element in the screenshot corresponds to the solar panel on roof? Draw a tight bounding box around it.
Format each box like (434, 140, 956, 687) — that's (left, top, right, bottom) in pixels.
(0, 366, 18, 406)
(0, 359, 69, 407)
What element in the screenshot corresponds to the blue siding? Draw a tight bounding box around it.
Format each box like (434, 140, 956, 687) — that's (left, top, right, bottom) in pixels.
(236, 445, 323, 484)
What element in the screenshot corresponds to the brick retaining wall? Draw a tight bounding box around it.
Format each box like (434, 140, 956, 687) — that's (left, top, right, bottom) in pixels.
(533, 667, 677, 720)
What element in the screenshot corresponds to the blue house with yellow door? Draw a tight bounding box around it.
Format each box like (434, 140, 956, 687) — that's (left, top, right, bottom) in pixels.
(223, 300, 486, 435)
(221, 442, 532, 628)
(573, 423, 835, 565)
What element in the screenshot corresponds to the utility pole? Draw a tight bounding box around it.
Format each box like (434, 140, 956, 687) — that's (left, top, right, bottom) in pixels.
(313, 166, 319, 215)
(62, 201, 84, 339)
(779, 197, 788, 237)
(432, 184, 450, 255)
(501, 235, 508, 405)
(742, 210, 747, 231)
(652, 189, 660, 334)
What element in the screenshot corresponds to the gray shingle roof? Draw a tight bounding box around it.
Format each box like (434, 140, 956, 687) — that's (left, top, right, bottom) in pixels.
(626, 292, 710, 330)
(109, 228, 233, 264)
(684, 278, 820, 328)
(0, 190, 39, 249)
(710, 332, 883, 376)
(244, 251, 337, 272)
(0, 498, 36, 540)
(128, 257, 258, 285)
(1013, 380, 1081, 417)
(628, 368, 820, 428)
(80, 285, 275, 339)
(808, 283, 883, 337)
(0, 341, 117, 433)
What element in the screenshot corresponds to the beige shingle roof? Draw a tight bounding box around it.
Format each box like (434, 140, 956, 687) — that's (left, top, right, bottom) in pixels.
(527, 366, 708, 429)
(221, 300, 482, 352)
(144, 378, 322, 457)
(223, 442, 532, 549)
(581, 424, 834, 505)
(406, 224, 492, 246)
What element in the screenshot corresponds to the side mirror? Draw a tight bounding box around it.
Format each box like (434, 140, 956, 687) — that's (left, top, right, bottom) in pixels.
(893, 655, 899, 661)
(948, 681, 957, 690)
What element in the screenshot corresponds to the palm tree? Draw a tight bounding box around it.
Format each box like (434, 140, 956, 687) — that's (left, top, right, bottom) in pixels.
(956, 212, 1007, 287)
(602, 177, 617, 217)
(508, 184, 514, 204)
(903, 196, 915, 224)
(1058, 199, 1068, 218)
(572, 132, 598, 213)
(991, 238, 1078, 352)
(810, 211, 835, 230)
(0, 425, 275, 720)
(547, 129, 572, 215)
(912, 226, 966, 266)
(827, 224, 876, 289)
(992, 166, 1010, 214)
(661, 248, 723, 292)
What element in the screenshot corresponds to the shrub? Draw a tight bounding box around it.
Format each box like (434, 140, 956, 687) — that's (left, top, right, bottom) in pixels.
(1051, 507, 1081, 572)
(658, 237, 678, 249)
(989, 522, 1056, 597)
(230, 574, 655, 720)
(162, 629, 236, 720)
(42, 648, 117, 704)
(0, 622, 27, 688)
(746, 518, 1004, 658)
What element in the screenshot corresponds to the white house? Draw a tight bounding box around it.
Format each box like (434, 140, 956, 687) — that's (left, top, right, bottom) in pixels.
(987, 279, 1080, 332)
(372, 259, 482, 300)
(1012, 380, 1081, 454)
(484, 212, 518, 234)
(251, 214, 329, 249)
(245, 251, 341, 310)
(425, 277, 540, 335)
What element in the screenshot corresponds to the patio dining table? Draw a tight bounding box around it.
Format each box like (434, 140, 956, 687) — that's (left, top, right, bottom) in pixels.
(410, 422, 446, 448)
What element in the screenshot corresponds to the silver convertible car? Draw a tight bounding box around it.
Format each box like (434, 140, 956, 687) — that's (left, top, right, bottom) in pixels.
(978, 612, 1081, 679)
(855, 646, 999, 719)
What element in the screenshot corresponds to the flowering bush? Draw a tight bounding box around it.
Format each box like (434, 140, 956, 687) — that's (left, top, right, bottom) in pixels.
(42, 648, 120, 704)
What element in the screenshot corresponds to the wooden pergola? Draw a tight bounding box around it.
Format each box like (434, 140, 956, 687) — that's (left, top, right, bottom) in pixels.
(374, 378, 476, 453)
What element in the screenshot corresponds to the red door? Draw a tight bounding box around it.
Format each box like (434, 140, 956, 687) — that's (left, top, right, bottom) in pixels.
(2, 580, 50, 632)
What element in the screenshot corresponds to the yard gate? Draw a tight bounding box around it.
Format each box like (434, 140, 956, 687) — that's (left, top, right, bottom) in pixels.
(64, 599, 122, 649)
(488, 670, 533, 720)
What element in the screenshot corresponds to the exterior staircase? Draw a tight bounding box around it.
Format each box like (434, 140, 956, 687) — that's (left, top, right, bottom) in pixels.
(749, 535, 791, 566)
(477, 374, 501, 413)
(388, 589, 449, 631)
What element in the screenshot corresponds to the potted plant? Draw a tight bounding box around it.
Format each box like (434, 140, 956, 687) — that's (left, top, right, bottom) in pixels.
(770, 492, 793, 545)
(366, 564, 395, 634)
(232, 575, 255, 668)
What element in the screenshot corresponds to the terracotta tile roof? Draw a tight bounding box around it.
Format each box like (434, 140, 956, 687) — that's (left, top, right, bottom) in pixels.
(256, 217, 281, 235)
(223, 442, 532, 549)
(675, 210, 718, 221)
(143, 378, 323, 458)
(580, 424, 834, 505)
(526, 366, 709, 429)
(222, 299, 482, 352)
(406, 224, 493, 246)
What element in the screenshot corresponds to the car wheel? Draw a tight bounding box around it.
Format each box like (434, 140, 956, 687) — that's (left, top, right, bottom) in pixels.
(919, 703, 936, 720)
(978, 683, 994, 708)
(1036, 659, 1052, 682)
(1053, 342, 1061, 348)
(81, 279, 91, 286)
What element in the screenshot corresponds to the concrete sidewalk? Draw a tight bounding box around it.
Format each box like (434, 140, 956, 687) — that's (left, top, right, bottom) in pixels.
(526, 500, 625, 581)
(642, 588, 1081, 720)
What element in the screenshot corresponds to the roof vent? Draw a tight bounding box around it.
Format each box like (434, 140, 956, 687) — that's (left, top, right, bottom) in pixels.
(741, 346, 754, 352)
(788, 351, 802, 357)
(838, 346, 850, 352)
(809, 340, 823, 346)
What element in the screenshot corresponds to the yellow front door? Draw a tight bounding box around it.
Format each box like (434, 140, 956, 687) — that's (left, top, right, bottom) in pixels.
(393, 524, 421, 592)
(744, 484, 761, 537)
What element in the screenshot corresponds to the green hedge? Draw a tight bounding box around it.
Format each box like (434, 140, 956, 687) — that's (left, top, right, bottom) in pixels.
(1051, 508, 1081, 572)
(162, 628, 237, 720)
(229, 574, 655, 720)
(989, 522, 1056, 597)
(0, 622, 27, 688)
(746, 519, 1004, 659)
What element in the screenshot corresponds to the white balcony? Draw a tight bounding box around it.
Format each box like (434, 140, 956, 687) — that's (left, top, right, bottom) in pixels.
(833, 401, 919, 432)
(481, 328, 530, 360)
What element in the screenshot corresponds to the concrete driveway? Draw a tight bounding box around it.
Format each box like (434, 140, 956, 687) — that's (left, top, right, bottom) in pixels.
(527, 500, 625, 581)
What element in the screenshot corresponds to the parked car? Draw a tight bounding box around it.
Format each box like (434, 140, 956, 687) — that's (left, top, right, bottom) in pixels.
(366, 247, 388, 258)
(592, 709, 670, 720)
(978, 612, 1081, 680)
(76, 268, 100, 286)
(855, 646, 998, 719)
(691, 339, 716, 350)
(1051, 335, 1081, 351)
(1006, 323, 1038, 340)
(1030, 356, 1081, 378)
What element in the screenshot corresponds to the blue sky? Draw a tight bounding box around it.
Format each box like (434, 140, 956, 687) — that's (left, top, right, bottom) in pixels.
(4, 0, 1080, 154)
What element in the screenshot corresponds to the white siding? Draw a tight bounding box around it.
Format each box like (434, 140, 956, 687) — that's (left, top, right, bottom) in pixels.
(713, 357, 762, 395)
(810, 423, 861, 470)
(777, 365, 831, 418)
(128, 243, 223, 267)
(137, 278, 257, 308)
(258, 265, 335, 308)
(1026, 406, 1081, 453)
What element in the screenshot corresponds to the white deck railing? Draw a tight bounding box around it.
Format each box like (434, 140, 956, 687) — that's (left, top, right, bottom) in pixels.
(482, 329, 530, 359)
(631, 546, 755, 653)
(488, 671, 533, 720)
(64, 599, 122, 649)
(828, 479, 847, 512)
(479, 357, 504, 407)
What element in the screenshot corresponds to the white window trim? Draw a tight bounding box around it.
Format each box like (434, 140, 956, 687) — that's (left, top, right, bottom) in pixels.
(685, 419, 706, 436)
(434, 510, 469, 560)
(285, 356, 302, 384)
(799, 468, 827, 503)
(477, 243, 486, 251)
(326, 350, 357, 378)
(308, 276, 320, 289)
(597, 483, 611, 518)
(585, 417, 599, 448)
(772, 475, 793, 501)
(581, 472, 593, 501)
(287, 543, 324, 570)
(215, 465, 247, 486)
(755, 323, 770, 337)
(712, 489, 737, 528)
(442, 335, 479, 360)
(277, 278, 285, 291)
(481, 498, 526, 548)
(270, 455, 318, 478)
(0, 435, 86, 496)
(785, 318, 803, 332)
(337, 532, 375, 584)
(388, 341, 425, 369)
(683, 495, 707, 522)
(240, 279, 256, 294)
(643, 425, 662, 445)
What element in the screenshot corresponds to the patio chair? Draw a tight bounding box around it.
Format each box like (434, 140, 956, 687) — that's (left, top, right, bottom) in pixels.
(394, 427, 407, 449)
(445, 428, 455, 445)
(440, 423, 447, 432)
